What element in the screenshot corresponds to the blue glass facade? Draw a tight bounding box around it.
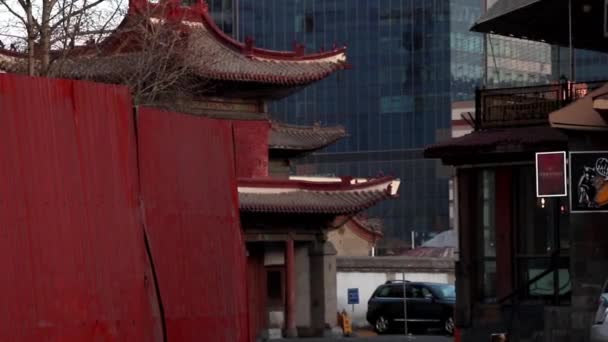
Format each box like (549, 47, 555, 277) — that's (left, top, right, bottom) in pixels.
(553, 47, 608, 82)
(450, 0, 484, 100)
(208, 0, 235, 36)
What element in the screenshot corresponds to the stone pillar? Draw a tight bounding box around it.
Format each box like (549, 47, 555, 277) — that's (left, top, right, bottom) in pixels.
(284, 237, 297, 337)
(295, 243, 312, 336)
(309, 241, 339, 337)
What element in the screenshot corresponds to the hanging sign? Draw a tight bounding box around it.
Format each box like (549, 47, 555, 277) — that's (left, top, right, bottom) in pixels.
(536, 151, 567, 197)
(570, 151, 608, 213)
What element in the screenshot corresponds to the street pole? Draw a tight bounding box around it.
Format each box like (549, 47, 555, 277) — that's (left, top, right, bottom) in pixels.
(411, 231, 415, 250)
(402, 272, 408, 337)
(568, 0, 575, 81)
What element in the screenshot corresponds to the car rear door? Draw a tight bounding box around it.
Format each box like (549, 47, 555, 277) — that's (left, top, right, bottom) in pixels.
(419, 285, 444, 322)
(406, 284, 434, 323)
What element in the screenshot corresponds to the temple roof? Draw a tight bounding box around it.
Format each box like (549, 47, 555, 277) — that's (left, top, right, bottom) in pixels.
(346, 216, 384, 243)
(238, 176, 399, 215)
(269, 122, 347, 152)
(0, 0, 348, 90)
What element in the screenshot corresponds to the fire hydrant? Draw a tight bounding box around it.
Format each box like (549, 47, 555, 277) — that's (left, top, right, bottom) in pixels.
(338, 309, 352, 337)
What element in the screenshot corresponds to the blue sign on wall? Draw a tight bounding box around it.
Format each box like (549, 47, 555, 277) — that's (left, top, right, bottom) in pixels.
(347, 288, 359, 305)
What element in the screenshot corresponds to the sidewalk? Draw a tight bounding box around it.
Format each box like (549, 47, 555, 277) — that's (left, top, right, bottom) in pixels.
(275, 332, 452, 341)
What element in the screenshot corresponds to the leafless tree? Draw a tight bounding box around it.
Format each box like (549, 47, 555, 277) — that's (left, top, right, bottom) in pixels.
(0, 0, 125, 75)
(112, 15, 204, 106)
(0, 1, 215, 106)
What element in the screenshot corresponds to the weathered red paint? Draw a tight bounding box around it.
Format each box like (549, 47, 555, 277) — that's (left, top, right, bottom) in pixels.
(0, 74, 162, 341)
(247, 246, 267, 341)
(137, 107, 249, 342)
(0, 74, 249, 341)
(232, 120, 270, 178)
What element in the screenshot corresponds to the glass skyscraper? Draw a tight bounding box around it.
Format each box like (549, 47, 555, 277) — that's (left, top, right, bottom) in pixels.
(208, 0, 236, 36)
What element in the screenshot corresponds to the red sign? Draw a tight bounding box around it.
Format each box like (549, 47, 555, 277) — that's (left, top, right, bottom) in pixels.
(536, 152, 567, 197)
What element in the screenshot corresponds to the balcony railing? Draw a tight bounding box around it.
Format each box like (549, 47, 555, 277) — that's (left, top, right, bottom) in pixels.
(474, 80, 607, 130)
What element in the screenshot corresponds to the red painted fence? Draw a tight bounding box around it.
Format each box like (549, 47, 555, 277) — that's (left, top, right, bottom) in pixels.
(137, 107, 248, 342)
(0, 74, 248, 341)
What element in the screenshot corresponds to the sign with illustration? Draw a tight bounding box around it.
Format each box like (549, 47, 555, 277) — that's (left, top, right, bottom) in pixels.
(536, 152, 567, 197)
(570, 151, 608, 213)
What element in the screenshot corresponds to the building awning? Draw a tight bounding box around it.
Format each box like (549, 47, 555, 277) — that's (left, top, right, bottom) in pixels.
(472, 0, 608, 53)
(268, 122, 347, 153)
(550, 82, 608, 131)
(238, 176, 399, 214)
(424, 126, 568, 164)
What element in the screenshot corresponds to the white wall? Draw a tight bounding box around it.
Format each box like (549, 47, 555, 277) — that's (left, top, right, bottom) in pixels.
(336, 272, 451, 328)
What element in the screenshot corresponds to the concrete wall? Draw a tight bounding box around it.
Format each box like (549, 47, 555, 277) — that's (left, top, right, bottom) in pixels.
(336, 256, 456, 327)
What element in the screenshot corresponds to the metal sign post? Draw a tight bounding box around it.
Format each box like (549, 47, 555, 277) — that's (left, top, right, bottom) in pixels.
(402, 272, 415, 340)
(347, 288, 359, 314)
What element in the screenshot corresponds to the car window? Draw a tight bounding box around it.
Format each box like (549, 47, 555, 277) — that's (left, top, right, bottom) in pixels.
(376, 286, 391, 298)
(429, 284, 456, 299)
(408, 285, 431, 299)
(388, 285, 404, 298)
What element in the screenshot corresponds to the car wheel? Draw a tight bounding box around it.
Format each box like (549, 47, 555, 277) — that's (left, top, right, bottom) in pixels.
(444, 316, 455, 335)
(374, 316, 390, 334)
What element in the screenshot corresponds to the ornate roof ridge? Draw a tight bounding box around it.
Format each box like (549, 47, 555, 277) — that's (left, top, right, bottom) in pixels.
(269, 121, 347, 151)
(237, 177, 400, 215)
(129, 0, 347, 62)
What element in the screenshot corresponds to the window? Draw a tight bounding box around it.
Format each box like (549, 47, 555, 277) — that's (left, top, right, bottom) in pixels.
(409, 285, 433, 299)
(474, 166, 571, 305)
(513, 167, 570, 304)
(305, 14, 314, 33)
(388, 285, 405, 298)
(377, 286, 392, 298)
(294, 15, 304, 33)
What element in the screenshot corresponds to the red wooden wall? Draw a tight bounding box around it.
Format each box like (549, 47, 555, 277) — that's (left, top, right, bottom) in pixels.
(246, 247, 267, 340)
(0, 74, 249, 341)
(0, 75, 162, 341)
(137, 108, 248, 342)
(232, 120, 270, 178)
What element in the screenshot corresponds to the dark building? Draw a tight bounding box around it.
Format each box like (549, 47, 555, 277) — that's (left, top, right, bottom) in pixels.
(425, 1, 608, 340)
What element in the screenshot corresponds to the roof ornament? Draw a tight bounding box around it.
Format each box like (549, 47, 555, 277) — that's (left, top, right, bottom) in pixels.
(243, 36, 254, 56)
(293, 42, 305, 57)
(340, 176, 353, 185)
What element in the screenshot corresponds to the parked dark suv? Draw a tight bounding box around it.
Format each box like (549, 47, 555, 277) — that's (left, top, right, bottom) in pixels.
(366, 281, 455, 335)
